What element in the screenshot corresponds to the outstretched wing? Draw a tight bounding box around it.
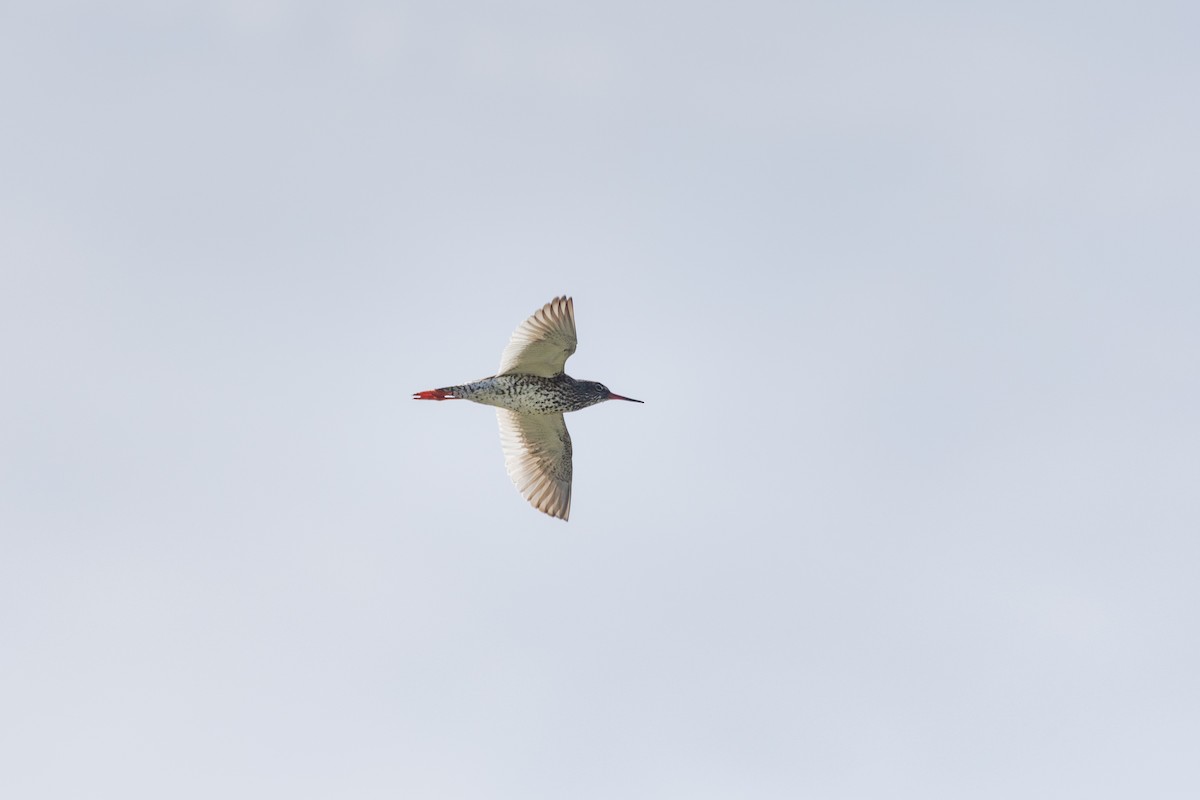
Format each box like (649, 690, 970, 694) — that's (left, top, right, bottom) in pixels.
(497, 409, 572, 521)
(497, 296, 577, 378)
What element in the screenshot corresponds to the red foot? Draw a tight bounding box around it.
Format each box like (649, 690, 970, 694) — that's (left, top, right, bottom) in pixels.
(413, 389, 460, 400)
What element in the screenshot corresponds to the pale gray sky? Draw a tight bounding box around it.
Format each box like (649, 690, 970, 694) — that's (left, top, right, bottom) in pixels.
(3, 2, 1199, 798)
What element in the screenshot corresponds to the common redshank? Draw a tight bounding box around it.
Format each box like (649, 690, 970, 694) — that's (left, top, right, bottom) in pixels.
(414, 296, 642, 521)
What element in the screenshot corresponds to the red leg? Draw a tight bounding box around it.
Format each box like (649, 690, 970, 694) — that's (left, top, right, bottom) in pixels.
(413, 389, 460, 400)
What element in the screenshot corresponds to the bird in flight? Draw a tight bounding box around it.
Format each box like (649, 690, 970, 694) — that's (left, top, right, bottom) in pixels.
(414, 296, 642, 520)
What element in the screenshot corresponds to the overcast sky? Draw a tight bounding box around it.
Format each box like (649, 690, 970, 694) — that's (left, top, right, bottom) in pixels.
(3, 2, 1199, 798)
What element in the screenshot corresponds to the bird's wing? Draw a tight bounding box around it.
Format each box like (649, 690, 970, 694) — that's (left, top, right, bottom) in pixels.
(496, 296, 577, 377)
(497, 409, 572, 521)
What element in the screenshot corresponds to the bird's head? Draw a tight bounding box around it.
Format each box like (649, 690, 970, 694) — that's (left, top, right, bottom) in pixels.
(580, 380, 643, 407)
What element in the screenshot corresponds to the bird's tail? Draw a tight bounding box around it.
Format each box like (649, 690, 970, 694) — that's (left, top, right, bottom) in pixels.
(413, 387, 462, 401)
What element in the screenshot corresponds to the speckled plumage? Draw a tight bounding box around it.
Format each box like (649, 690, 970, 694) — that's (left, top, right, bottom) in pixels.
(424, 374, 617, 414)
(414, 296, 642, 521)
